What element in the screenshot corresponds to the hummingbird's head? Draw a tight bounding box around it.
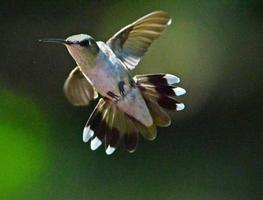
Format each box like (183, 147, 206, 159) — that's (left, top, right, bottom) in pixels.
(65, 34, 99, 65)
(39, 34, 99, 66)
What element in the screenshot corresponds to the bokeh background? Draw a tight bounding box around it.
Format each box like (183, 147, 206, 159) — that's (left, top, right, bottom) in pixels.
(0, 0, 262, 199)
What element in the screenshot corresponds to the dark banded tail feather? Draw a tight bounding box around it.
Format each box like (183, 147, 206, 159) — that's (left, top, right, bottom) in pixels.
(83, 99, 105, 143)
(105, 105, 121, 155)
(135, 73, 180, 86)
(124, 130, 139, 153)
(89, 101, 110, 150)
(123, 117, 139, 153)
(143, 96, 171, 127)
(133, 119, 157, 141)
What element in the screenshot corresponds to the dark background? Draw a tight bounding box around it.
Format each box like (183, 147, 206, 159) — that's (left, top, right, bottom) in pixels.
(0, 1, 262, 199)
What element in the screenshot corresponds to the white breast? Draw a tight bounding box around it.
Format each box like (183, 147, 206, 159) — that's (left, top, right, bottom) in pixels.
(84, 42, 125, 97)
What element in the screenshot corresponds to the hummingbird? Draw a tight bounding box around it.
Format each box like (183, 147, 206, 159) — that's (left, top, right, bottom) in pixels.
(39, 11, 186, 155)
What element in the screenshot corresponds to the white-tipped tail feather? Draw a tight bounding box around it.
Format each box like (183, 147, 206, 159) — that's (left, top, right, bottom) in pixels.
(90, 137, 102, 150)
(173, 87, 186, 96)
(164, 74, 180, 85)
(83, 126, 94, 142)
(176, 103, 185, 111)
(105, 146, 116, 155)
(167, 18, 172, 26)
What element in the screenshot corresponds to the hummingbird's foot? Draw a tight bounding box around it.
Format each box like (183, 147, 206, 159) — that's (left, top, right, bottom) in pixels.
(107, 91, 120, 101)
(118, 81, 126, 96)
(130, 79, 136, 87)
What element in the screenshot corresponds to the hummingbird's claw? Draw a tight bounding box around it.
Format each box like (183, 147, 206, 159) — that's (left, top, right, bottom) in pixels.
(118, 81, 126, 96)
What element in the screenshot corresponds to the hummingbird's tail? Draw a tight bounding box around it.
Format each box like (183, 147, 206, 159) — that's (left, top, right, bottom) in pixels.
(82, 73, 186, 155)
(134, 73, 186, 127)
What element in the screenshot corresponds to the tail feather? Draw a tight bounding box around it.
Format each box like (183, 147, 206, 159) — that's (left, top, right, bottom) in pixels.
(123, 116, 139, 153)
(105, 105, 121, 155)
(89, 100, 110, 150)
(132, 118, 157, 141)
(83, 99, 105, 143)
(135, 73, 180, 86)
(124, 131, 139, 153)
(143, 95, 171, 127)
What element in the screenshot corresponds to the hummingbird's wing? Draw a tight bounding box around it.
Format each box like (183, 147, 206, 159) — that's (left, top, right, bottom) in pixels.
(106, 11, 171, 70)
(64, 66, 98, 106)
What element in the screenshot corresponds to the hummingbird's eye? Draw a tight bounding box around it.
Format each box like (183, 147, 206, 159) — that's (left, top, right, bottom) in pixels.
(79, 39, 90, 47)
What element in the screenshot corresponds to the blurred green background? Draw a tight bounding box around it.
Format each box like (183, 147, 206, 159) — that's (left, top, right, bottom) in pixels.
(0, 0, 262, 199)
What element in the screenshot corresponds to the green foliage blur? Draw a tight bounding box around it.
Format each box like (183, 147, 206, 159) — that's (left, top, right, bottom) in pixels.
(0, 0, 262, 199)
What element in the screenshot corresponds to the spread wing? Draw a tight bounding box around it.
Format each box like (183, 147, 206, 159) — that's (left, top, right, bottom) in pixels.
(106, 11, 172, 70)
(64, 67, 98, 106)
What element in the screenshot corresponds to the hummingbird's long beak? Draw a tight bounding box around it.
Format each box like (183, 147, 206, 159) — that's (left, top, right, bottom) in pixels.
(38, 38, 70, 45)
